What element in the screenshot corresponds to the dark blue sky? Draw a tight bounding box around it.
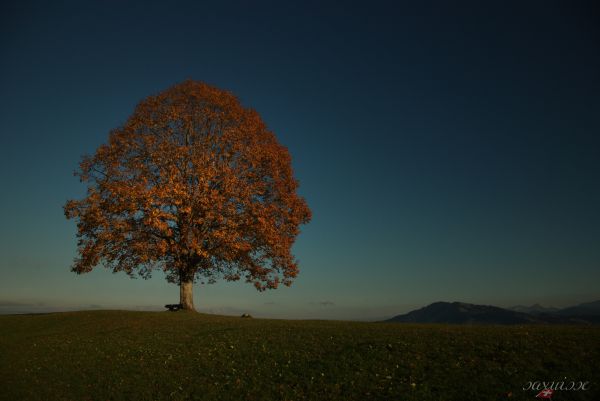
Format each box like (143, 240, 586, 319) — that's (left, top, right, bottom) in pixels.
(1, 0, 599, 319)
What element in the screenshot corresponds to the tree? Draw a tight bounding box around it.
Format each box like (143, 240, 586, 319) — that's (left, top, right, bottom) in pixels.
(64, 80, 311, 311)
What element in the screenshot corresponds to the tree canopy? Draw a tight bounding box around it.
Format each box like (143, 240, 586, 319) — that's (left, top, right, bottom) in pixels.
(64, 80, 311, 309)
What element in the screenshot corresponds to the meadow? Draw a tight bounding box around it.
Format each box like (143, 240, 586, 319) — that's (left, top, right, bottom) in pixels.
(0, 311, 598, 401)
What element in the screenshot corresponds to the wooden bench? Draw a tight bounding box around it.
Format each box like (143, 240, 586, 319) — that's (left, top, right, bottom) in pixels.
(165, 303, 183, 312)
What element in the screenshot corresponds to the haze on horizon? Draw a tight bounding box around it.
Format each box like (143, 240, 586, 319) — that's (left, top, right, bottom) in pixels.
(1, 1, 599, 320)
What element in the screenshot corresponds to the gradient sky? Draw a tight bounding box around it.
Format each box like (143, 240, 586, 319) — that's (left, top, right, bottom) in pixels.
(1, 0, 599, 319)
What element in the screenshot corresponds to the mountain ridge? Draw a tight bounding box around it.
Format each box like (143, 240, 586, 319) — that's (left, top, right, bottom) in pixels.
(385, 300, 600, 324)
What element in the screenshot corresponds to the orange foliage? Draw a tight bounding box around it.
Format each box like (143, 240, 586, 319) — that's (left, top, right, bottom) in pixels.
(64, 80, 311, 291)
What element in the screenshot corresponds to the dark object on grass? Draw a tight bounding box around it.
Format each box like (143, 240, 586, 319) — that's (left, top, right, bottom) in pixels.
(241, 313, 252, 318)
(165, 304, 184, 312)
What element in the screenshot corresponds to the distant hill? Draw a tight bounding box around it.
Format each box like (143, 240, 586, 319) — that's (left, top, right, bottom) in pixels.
(385, 302, 538, 324)
(509, 304, 559, 315)
(556, 300, 600, 316)
(386, 301, 600, 325)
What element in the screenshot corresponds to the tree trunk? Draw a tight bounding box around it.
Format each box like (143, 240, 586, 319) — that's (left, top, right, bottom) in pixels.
(179, 280, 195, 311)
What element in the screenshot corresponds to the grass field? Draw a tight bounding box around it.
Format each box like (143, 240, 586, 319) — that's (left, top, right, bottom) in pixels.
(0, 311, 598, 401)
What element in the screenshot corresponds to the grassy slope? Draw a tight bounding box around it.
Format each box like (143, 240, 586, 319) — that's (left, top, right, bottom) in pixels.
(0, 311, 598, 401)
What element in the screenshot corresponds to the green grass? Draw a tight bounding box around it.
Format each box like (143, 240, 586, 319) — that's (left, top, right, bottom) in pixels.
(0, 311, 598, 401)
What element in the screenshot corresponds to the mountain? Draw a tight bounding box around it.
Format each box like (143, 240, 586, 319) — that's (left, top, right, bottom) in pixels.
(509, 304, 559, 315)
(556, 300, 600, 316)
(385, 302, 539, 324)
(385, 301, 600, 325)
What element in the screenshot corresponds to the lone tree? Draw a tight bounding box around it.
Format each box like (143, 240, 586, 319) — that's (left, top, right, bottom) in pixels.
(64, 81, 311, 310)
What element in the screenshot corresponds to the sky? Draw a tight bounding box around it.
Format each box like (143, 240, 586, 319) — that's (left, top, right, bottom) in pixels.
(1, 0, 599, 320)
